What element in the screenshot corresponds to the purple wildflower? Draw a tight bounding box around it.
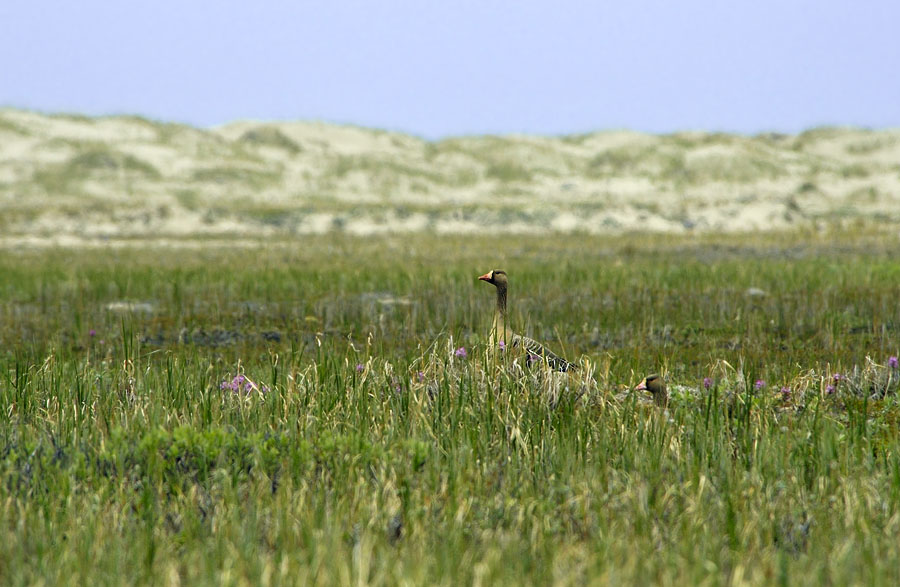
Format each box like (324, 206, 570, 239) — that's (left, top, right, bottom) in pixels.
(702, 377, 712, 390)
(416, 371, 425, 382)
(89, 329, 96, 337)
(356, 363, 365, 372)
(499, 340, 506, 350)
(526, 353, 540, 365)
(219, 373, 262, 395)
(754, 379, 766, 390)
(826, 384, 835, 394)
(454, 347, 467, 359)
(780, 386, 791, 397)
(890, 356, 899, 369)
(833, 373, 844, 383)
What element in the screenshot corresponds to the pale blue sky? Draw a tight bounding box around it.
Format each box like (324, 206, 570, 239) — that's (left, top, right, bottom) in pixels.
(2, 0, 898, 138)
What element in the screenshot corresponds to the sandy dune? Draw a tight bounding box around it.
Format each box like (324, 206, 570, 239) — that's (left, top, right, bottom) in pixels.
(1, 108, 899, 244)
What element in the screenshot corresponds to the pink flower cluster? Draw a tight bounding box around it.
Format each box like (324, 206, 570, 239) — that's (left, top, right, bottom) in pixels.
(220, 374, 268, 394)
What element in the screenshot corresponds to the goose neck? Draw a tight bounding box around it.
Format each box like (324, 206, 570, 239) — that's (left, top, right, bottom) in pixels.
(495, 285, 507, 316)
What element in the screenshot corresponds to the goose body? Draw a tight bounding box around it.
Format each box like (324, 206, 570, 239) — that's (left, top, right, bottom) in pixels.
(478, 269, 576, 372)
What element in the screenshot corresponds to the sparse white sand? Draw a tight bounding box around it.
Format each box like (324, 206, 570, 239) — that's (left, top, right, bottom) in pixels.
(2, 109, 899, 246)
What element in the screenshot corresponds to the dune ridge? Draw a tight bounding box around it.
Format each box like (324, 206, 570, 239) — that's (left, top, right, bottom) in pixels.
(2, 108, 899, 244)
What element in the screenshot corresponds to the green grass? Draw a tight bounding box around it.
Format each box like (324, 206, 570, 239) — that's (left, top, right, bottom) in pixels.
(238, 127, 303, 154)
(2, 231, 900, 585)
(29, 144, 162, 197)
(485, 161, 535, 183)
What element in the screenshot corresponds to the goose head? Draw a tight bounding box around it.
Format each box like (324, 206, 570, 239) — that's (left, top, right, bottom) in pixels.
(477, 269, 508, 288)
(635, 374, 668, 407)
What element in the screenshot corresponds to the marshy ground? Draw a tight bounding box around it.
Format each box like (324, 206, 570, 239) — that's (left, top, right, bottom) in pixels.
(2, 230, 900, 584)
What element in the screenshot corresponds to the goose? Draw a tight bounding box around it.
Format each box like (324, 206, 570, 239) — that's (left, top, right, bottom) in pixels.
(478, 269, 576, 372)
(634, 374, 668, 408)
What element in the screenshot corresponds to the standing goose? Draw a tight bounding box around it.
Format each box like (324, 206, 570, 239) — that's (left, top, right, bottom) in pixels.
(634, 374, 668, 408)
(478, 269, 577, 372)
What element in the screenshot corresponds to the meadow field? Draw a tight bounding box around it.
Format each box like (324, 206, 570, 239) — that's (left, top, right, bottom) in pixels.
(2, 230, 900, 585)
